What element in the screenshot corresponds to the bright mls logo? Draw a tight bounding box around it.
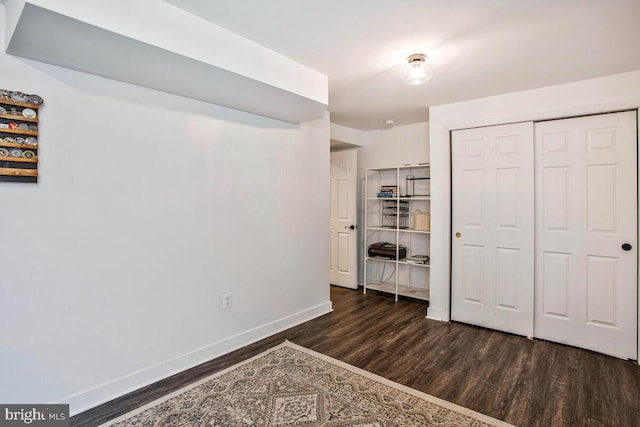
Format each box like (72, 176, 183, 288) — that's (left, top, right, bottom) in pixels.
(0, 405, 69, 427)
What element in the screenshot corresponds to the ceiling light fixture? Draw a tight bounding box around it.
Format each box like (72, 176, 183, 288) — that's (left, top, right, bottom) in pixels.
(402, 53, 432, 86)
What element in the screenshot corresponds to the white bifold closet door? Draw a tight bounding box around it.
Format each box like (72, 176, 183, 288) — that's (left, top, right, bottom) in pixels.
(535, 111, 637, 359)
(452, 111, 637, 359)
(451, 122, 535, 337)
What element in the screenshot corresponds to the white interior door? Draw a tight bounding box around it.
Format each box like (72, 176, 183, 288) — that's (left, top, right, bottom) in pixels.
(330, 149, 358, 289)
(534, 111, 637, 359)
(451, 122, 535, 337)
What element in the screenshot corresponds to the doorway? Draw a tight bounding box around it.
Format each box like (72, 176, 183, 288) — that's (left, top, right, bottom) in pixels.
(330, 149, 358, 289)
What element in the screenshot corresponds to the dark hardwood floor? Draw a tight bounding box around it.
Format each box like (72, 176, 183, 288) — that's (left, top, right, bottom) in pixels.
(72, 286, 640, 427)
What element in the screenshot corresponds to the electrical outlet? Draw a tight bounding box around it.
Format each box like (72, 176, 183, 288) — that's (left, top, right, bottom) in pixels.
(222, 292, 232, 309)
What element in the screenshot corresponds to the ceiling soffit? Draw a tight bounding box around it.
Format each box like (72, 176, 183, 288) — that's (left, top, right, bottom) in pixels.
(3, 0, 328, 124)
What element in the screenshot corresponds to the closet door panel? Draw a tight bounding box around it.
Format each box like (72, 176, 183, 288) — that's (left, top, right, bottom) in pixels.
(452, 122, 535, 337)
(534, 111, 637, 359)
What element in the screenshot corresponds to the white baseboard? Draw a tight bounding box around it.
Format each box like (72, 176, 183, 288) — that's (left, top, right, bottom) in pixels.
(426, 306, 447, 321)
(60, 301, 333, 416)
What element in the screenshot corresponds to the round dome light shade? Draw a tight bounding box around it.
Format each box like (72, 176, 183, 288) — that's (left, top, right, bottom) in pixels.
(402, 54, 433, 85)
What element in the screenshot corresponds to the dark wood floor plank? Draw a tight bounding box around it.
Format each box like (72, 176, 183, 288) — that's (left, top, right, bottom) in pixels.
(71, 286, 640, 427)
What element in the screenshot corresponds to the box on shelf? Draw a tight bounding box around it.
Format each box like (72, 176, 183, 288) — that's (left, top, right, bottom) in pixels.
(413, 210, 430, 231)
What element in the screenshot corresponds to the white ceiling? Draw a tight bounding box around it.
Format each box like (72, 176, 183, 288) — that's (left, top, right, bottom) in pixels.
(169, 1, 640, 130)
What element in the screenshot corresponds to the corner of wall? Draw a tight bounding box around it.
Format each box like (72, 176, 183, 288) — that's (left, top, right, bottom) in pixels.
(330, 123, 365, 147)
(3, 0, 25, 51)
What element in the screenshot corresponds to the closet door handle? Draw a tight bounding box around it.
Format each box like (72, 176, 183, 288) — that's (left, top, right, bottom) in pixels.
(455, 232, 462, 238)
(622, 243, 632, 251)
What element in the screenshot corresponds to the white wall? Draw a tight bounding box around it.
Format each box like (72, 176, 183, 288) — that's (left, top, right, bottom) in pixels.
(428, 70, 640, 331)
(356, 122, 429, 283)
(0, 5, 331, 414)
(358, 123, 429, 169)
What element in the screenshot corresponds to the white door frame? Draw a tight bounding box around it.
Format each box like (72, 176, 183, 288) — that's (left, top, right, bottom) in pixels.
(449, 112, 638, 358)
(432, 106, 640, 362)
(427, 73, 640, 361)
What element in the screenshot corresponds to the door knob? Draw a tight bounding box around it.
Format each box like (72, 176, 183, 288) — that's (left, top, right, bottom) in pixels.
(455, 232, 462, 238)
(344, 225, 356, 230)
(622, 243, 632, 251)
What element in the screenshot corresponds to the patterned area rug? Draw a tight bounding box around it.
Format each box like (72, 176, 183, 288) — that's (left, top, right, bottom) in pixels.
(104, 341, 512, 426)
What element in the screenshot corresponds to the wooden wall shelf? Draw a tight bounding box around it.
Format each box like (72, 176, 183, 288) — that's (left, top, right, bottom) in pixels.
(0, 93, 43, 183)
(0, 98, 39, 109)
(0, 141, 38, 149)
(0, 156, 38, 163)
(0, 114, 38, 123)
(0, 128, 39, 136)
(0, 167, 38, 177)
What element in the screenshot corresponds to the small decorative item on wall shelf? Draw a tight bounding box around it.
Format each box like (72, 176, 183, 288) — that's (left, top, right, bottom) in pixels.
(0, 89, 43, 183)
